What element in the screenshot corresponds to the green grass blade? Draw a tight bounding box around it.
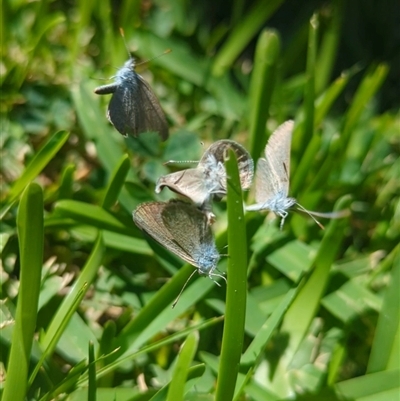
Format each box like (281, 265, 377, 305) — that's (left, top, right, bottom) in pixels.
(294, 14, 318, 156)
(235, 285, 301, 400)
(335, 369, 400, 400)
(114, 264, 216, 356)
(101, 154, 131, 210)
(314, 66, 357, 125)
(270, 195, 352, 396)
(248, 30, 280, 161)
(367, 245, 400, 373)
(58, 164, 76, 200)
(5, 130, 69, 206)
(80, 317, 222, 385)
(88, 341, 96, 401)
(54, 200, 137, 236)
(166, 332, 198, 401)
(40, 234, 105, 351)
(2, 183, 43, 401)
(215, 150, 248, 401)
(240, 286, 299, 366)
(150, 365, 206, 401)
(341, 63, 389, 154)
(39, 360, 88, 401)
(315, 0, 344, 93)
(290, 127, 321, 197)
(212, 0, 284, 76)
(29, 283, 89, 387)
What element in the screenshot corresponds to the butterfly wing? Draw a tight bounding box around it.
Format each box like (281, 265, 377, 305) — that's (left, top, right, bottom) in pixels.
(200, 140, 254, 192)
(263, 120, 294, 198)
(133, 201, 218, 271)
(133, 201, 196, 266)
(155, 168, 211, 206)
(135, 74, 169, 140)
(107, 71, 168, 140)
(161, 202, 219, 273)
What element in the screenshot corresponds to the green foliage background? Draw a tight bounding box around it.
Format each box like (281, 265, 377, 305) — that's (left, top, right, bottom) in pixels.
(1, 1, 399, 400)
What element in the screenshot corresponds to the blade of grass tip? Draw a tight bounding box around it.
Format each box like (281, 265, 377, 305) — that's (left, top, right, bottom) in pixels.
(54, 200, 137, 236)
(327, 336, 347, 386)
(234, 284, 302, 400)
(248, 30, 280, 162)
(39, 360, 88, 401)
(120, 0, 142, 30)
(315, 66, 357, 126)
(5, 130, 69, 207)
(69, 0, 96, 63)
(340, 63, 389, 154)
(166, 332, 199, 401)
(97, 320, 117, 387)
(80, 317, 221, 386)
(293, 14, 318, 157)
(270, 195, 352, 396)
(114, 264, 215, 358)
(292, 67, 359, 196)
(367, 245, 400, 373)
(29, 282, 89, 387)
(315, 0, 344, 93)
(101, 154, 131, 210)
(149, 364, 206, 401)
(335, 369, 400, 400)
(58, 164, 75, 200)
(88, 341, 96, 401)
(40, 234, 104, 351)
(215, 150, 248, 401)
(290, 130, 321, 196)
(212, 0, 285, 76)
(2, 183, 43, 401)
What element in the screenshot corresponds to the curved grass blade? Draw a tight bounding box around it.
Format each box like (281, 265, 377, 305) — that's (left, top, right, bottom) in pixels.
(40, 234, 104, 351)
(212, 0, 284, 76)
(2, 183, 43, 401)
(215, 150, 248, 401)
(248, 30, 280, 162)
(166, 332, 199, 401)
(367, 244, 400, 373)
(101, 153, 131, 210)
(270, 195, 352, 396)
(2, 131, 69, 218)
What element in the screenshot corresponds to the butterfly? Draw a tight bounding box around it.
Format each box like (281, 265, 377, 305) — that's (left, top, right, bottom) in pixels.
(155, 140, 254, 222)
(133, 201, 225, 307)
(246, 120, 346, 229)
(94, 30, 168, 140)
(133, 201, 223, 278)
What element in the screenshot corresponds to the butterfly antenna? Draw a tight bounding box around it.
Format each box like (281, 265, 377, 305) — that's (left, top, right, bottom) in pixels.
(211, 271, 227, 284)
(295, 203, 325, 230)
(119, 27, 171, 65)
(164, 160, 199, 166)
(119, 28, 132, 59)
(172, 269, 197, 308)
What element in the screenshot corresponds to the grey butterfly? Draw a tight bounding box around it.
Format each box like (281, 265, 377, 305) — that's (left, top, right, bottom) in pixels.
(246, 120, 345, 229)
(155, 140, 254, 221)
(133, 201, 223, 279)
(94, 58, 168, 140)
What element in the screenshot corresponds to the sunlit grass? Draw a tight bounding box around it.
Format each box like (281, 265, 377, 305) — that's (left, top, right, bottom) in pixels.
(1, 1, 399, 401)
